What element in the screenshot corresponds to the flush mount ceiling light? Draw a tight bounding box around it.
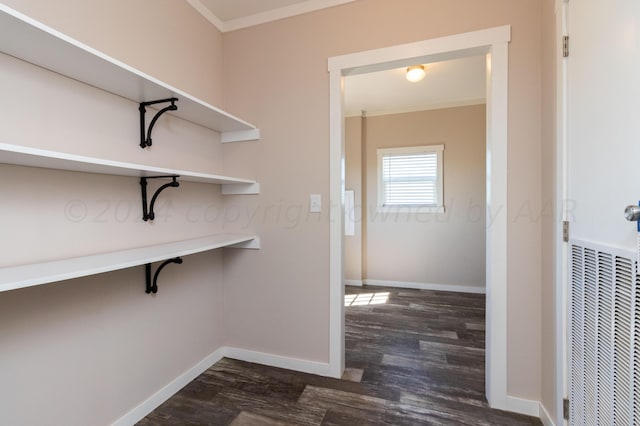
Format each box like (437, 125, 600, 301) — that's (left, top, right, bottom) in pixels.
(406, 65, 426, 82)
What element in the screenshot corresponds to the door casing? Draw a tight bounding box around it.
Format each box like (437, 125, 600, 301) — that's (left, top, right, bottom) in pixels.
(328, 25, 511, 410)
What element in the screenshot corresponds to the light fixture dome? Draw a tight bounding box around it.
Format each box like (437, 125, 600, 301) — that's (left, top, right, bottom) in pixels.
(406, 65, 426, 82)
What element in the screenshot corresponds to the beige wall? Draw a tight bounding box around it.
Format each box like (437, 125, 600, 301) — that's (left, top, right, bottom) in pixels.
(222, 0, 542, 401)
(345, 116, 363, 283)
(360, 106, 486, 288)
(0, 1, 229, 425)
(0, 0, 556, 419)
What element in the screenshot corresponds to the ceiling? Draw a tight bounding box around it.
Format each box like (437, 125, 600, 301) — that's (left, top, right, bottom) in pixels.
(344, 55, 487, 117)
(186, 1, 486, 117)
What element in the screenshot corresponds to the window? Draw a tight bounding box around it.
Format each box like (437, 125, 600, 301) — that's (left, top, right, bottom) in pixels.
(377, 144, 444, 212)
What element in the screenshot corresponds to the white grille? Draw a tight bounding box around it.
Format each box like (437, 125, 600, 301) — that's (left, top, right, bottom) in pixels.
(570, 240, 637, 425)
(571, 244, 585, 425)
(615, 255, 633, 425)
(598, 251, 614, 424)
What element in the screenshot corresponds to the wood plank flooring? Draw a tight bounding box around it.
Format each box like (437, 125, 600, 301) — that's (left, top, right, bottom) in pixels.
(138, 286, 542, 425)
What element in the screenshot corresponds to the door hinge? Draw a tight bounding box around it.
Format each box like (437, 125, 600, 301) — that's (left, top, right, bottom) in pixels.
(563, 35, 569, 57)
(563, 221, 570, 242)
(563, 398, 570, 420)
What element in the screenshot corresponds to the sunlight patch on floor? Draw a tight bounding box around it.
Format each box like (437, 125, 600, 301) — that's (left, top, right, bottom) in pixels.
(345, 292, 390, 307)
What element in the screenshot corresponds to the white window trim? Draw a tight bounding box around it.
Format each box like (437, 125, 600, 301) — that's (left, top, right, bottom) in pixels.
(377, 144, 445, 213)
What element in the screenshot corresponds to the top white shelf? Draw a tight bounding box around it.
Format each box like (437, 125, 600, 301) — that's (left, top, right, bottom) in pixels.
(0, 4, 259, 143)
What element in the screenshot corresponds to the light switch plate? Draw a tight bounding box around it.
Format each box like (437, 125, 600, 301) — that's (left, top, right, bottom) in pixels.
(310, 194, 321, 213)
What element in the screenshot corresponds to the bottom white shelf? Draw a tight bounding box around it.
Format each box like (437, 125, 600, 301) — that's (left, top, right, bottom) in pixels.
(0, 234, 259, 293)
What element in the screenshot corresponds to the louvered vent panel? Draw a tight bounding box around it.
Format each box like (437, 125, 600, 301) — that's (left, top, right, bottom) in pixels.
(571, 244, 585, 425)
(634, 258, 640, 422)
(597, 252, 614, 424)
(583, 248, 599, 426)
(614, 256, 633, 425)
(570, 240, 637, 426)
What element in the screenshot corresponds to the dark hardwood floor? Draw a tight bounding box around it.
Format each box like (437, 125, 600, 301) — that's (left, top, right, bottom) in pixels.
(138, 286, 542, 425)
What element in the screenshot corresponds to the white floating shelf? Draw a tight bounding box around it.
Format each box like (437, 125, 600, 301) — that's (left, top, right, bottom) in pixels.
(0, 234, 259, 293)
(0, 4, 259, 142)
(0, 143, 259, 194)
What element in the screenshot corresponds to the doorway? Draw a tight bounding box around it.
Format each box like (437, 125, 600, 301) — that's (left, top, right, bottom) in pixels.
(328, 26, 511, 409)
(343, 57, 487, 293)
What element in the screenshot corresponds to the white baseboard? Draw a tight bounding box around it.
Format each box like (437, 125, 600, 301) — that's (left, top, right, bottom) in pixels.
(345, 279, 363, 287)
(504, 396, 557, 424)
(364, 279, 486, 294)
(115, 345, 544, 425)
(539, 403, 556, 426)
(113, 347, 226, 426)
(505, 396, 541, 418)
(223, 347, 332, 377)
(113, 346, 334, 425)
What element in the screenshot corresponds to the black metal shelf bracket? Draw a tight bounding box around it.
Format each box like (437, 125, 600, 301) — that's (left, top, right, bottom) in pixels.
(139, 97, 178, 148)
(140, 175, 180, 221)
(145, 257, 183, 294)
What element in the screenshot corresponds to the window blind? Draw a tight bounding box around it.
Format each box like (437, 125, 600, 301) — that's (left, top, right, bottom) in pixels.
(381, 152, 438, 206)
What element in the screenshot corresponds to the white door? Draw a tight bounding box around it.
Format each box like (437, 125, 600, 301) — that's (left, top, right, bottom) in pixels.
(567, 1, 640, 424)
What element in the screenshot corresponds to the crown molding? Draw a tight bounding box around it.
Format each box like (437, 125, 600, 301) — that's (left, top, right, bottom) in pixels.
(187, 0, 357, 33)
(186, 0, 225, 32)
(345, 98, 486, 118)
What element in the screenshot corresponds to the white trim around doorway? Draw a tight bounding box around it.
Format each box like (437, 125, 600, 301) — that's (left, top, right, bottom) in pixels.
(328, 25, 511, 410)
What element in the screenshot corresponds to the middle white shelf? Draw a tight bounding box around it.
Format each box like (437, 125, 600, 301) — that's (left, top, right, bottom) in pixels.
(0, 143, 259, 194)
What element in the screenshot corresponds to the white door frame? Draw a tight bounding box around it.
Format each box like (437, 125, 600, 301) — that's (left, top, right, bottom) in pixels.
(328, 25, 511, 409)
(555, 2, 569, 425)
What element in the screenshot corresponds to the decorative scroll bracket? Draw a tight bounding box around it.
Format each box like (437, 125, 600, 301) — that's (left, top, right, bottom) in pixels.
(139, 98, 178, 148)
(140, 175, 180, 221)
(145, 257, 183, 294)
